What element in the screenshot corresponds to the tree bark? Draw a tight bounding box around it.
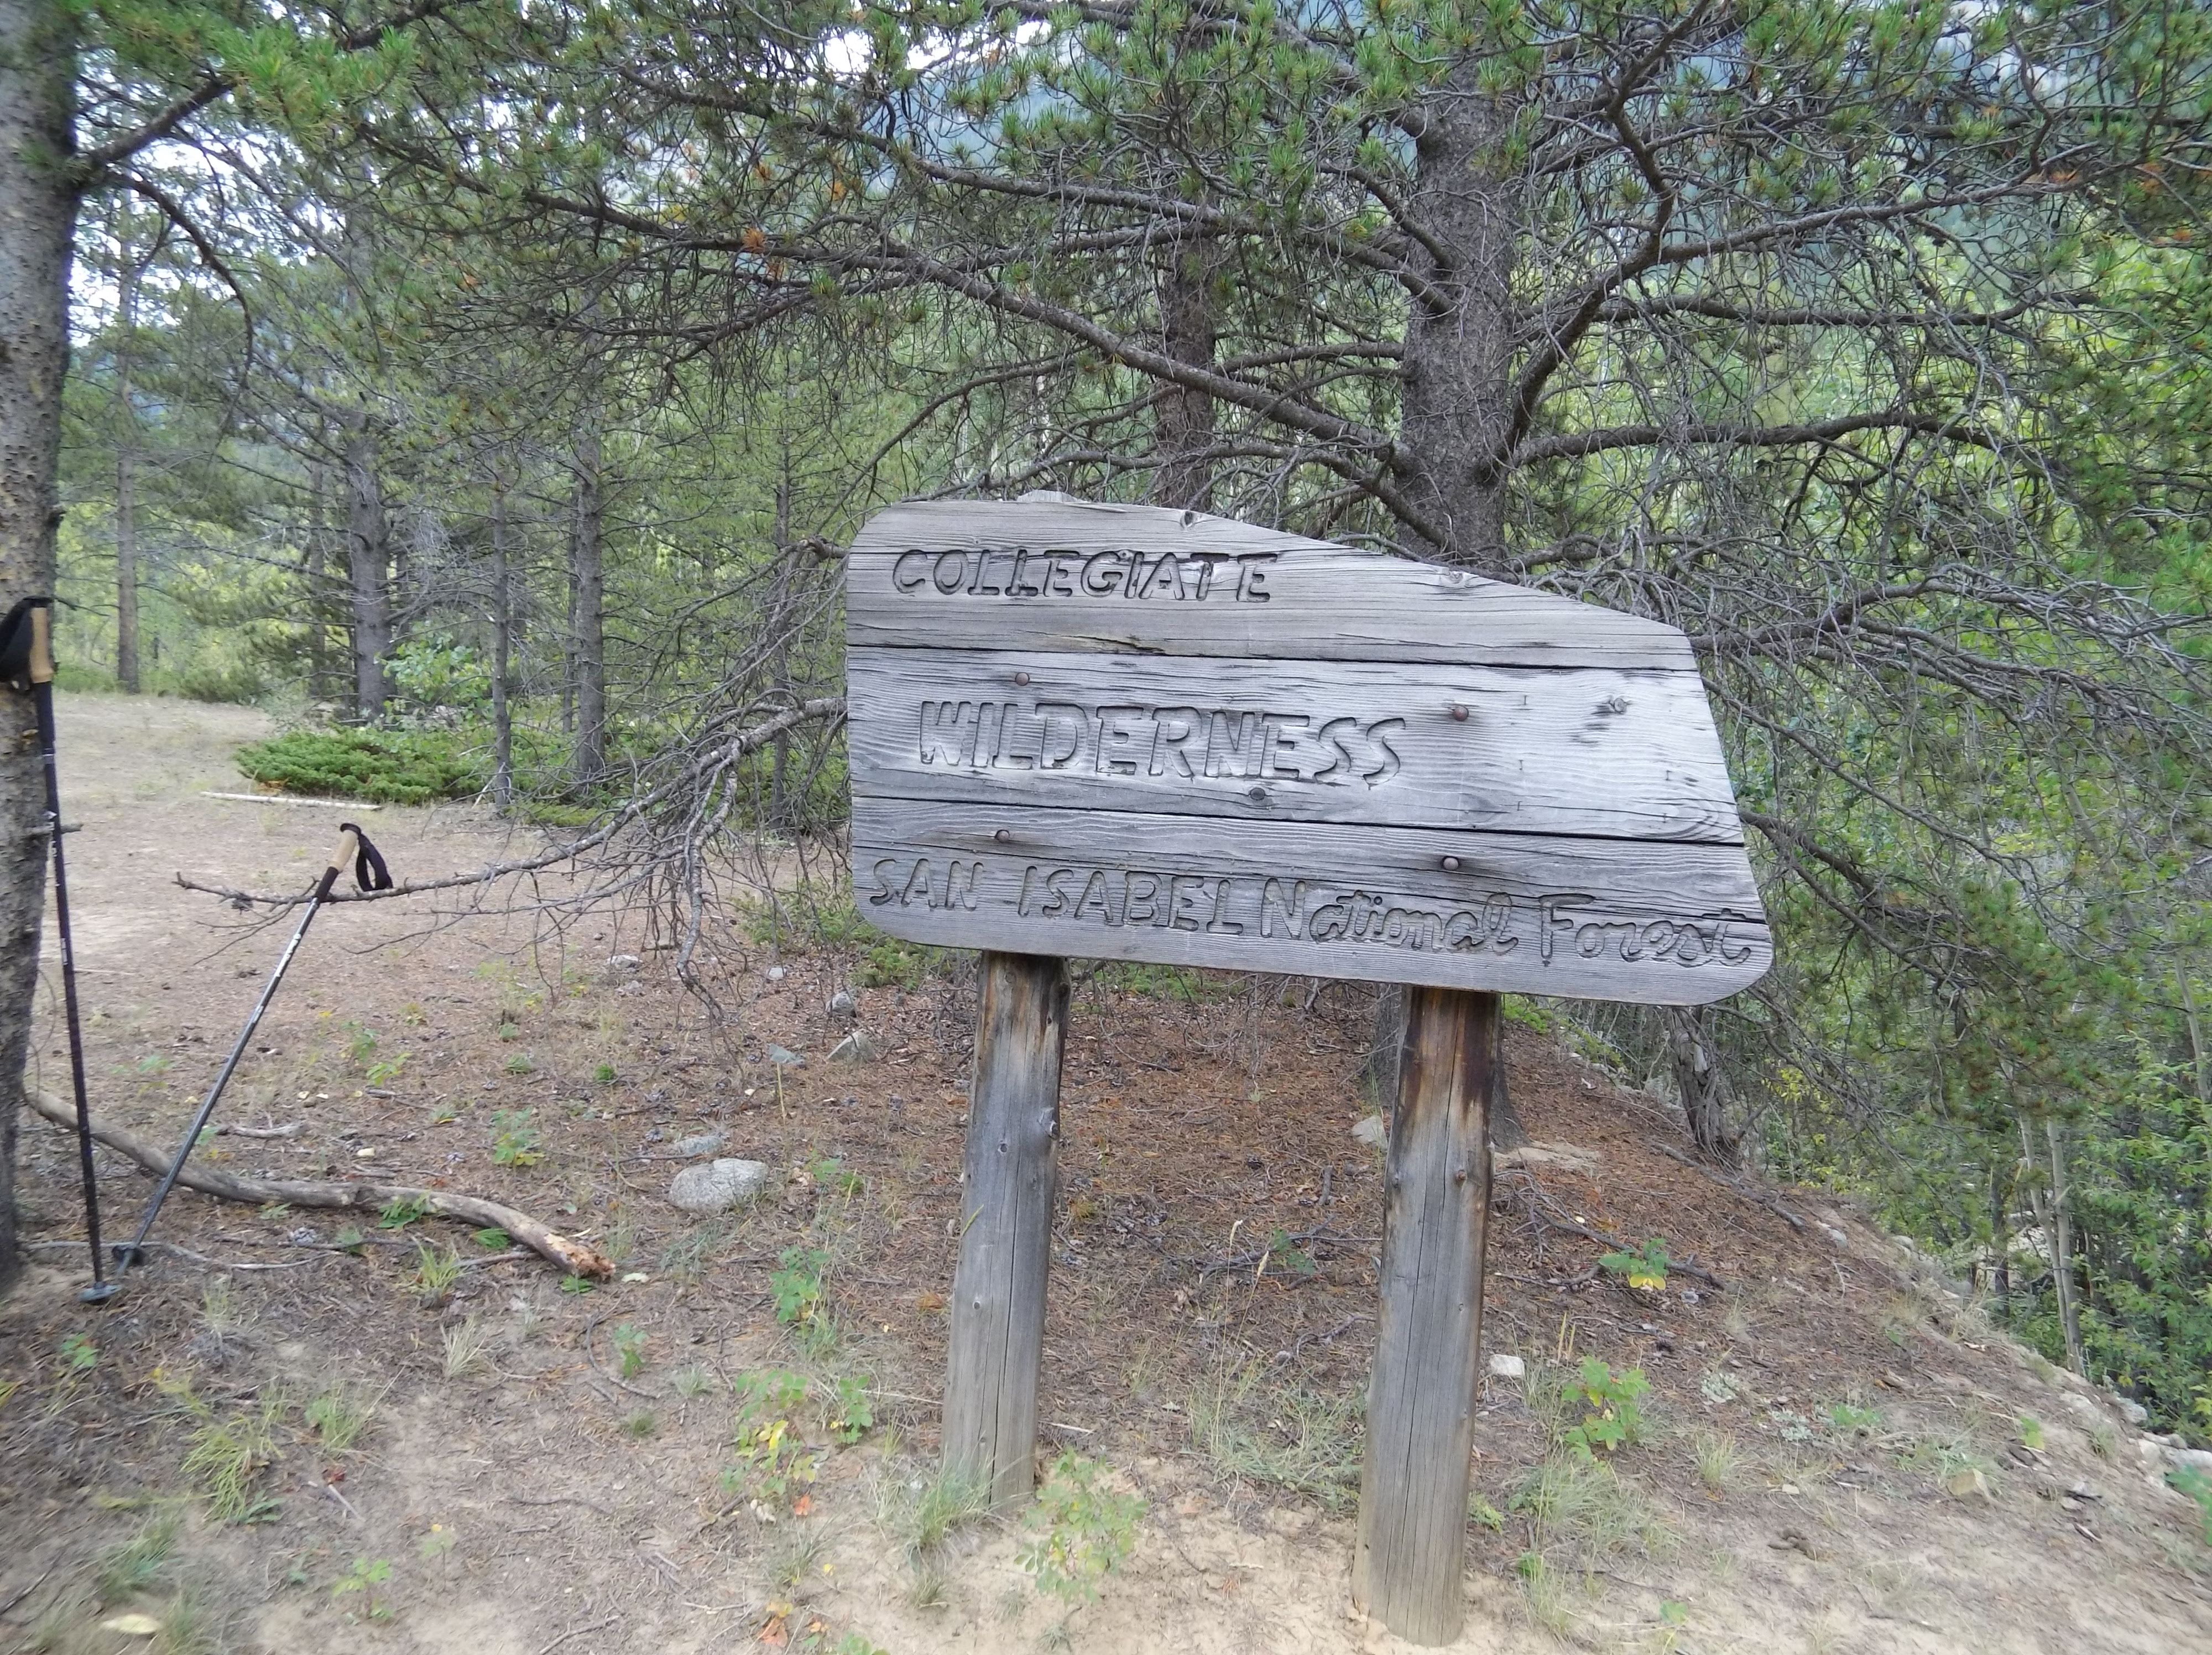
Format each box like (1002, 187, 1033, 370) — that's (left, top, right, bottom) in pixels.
(489, 471, 514, 810)
(568, 420, 606, 784)
(1396, 67, 1520, 568)
(113, 202, 141, 693)
(343, 417, 392, 721)
(306, 459, 332, 707)
(1666, 1005, 1736, 1161)
(1150, 238, 1218, 512)
(0, 0, 79, 1297)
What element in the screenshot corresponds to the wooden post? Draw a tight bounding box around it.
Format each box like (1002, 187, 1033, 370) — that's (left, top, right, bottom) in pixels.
(943, 950, 1069, 1507)
(1353, 985, 1499, 1644)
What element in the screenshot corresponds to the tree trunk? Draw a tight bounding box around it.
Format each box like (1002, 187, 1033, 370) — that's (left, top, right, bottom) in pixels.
(306, 459, 332, 707)
(343, 418, 392, 721)
(2047, 1118, 2084, 1375)
(0, 0, 79, 1297)
(489, 473, 514, 810)
(113, 205, 142, 693)
(1150, 238, 1218, 512)
(568, 421, 606, 784)
(1666, 1005, 1736, 1161)
(1397, 67, 1520, 568)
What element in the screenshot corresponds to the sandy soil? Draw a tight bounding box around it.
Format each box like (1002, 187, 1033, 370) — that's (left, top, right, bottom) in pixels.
(2, 690, 2209, 1655)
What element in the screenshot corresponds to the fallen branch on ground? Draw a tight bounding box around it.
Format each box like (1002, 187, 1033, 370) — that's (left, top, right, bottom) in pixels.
(28, 1089, 612, 1278)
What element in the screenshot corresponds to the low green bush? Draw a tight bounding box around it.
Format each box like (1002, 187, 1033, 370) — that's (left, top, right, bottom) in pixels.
(234, 729, 483, 804)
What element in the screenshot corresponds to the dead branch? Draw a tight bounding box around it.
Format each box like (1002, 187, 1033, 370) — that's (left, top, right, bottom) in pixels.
(27, 1088, 612, 1278)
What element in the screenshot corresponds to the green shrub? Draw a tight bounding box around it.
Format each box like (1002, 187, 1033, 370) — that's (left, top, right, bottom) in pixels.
(235, 728, 483, 804)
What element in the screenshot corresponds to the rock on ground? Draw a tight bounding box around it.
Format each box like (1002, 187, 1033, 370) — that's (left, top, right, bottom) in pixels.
(667, 1158, 770, 1214)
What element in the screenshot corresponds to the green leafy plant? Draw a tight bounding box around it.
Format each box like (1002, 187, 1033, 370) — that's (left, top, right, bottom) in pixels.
(771, 1246, 829, 1330)
(331, 1555, 394, 1620)
(811, 1156, 863, 1198)
(559, 1273, 594, 1295)
(490, 1108, 542, 1167)
(1560, 1358, 1651, 1460)
(365, 1053, 410, 1086)
(728, 1370, 818, 1507)
(417, 1524, 457, 1567)
(1827, 1399, 1882, 1437)
(1016, 1452, 1144, 1604)
(612, 1323, 648, 1379)
(1598, 1238, 1672, 1292)
(96, 1515, 180, 1601)
(824, 1373, 875, 1444)
(59, 1332, 98, 1375)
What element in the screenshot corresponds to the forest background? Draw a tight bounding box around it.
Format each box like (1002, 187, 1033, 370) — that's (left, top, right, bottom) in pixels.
(2, 0, 2210, 1440)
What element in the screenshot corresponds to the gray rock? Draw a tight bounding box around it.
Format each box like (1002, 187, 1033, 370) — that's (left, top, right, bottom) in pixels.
(765, 965, 786, 982)
(1351, 1115, 1388, 1150)
(828, 989, 857, 1017)
(606, 954, 641, 972)
(1488, 1354, 1526, 1382)
(2059, 1391, 2107, 1430)
(2166, 1446, 2212, 1477)
(766, 1043, 804, 1069)
(828, 1031, 880, 1064)
(2115, 1397, 2149, 1426)
(667, 1158, 770, 1214)
(672, 1131, 728, 1158)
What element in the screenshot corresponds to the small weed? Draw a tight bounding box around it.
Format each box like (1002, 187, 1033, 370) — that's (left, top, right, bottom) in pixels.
(1598, 1237, 1672, 1292)
(729, 1370, 819, 1507)
(1561, 1357, 1651, 1460)
(511, 1294, 547, 1341)
(772, 1247, 828, 1324)
(365, 1054, 409, 1086)
(612, 1323, 648, 1379)
(879, 1463, 991, 1558)
(2089, 1419, 2119, 1459)
(811, 1156, 864, 1198)
(442, 1315, 493, 1380)
(198, 1276, 244, 1342)
(622, 1409, 657, 1439)
(181, 1398, 282, 1522)
(331, 1556, 394, 1621)
(333, 1225, 367, 1255)
(490, 1108, 542, 1166)
(1512, 1452, 1673, 1570)
(305, 1383, 377, 1452)
(1827, 1398, 1882, 1438)
(2168, 1466, 2212, 1545)
(2018, 1415, 2045, 1450)
(409, 1240, 463, 1307)
(346, 1023, 379, 1066)
(673, 1363, 714, 1399)
(378, 1194, 429, 1229)
(59, 1332, 98, 1374)
(764, 1523, 827, 1593)
(497, 1021, 521, 1042)
(1699, 1368, 1740, 1405)
(96, 1515, 179, 1601)
(1469, 1494, 1506, 1531)
(1265, 1227, 1318, 1278)
(503, 1053, 536, 1076)
(1016, 1452, 1143, 1605)
(593, 1063, 617, 1084)
(418, 1524, 457, 1567)
(659, 1220, 734, 1285)
(472, 1227, 510, 1251)
(1693, 1430, 1739, 1494)
(559, 1273, 594, 1295)
(603, 1219, 638, 1268)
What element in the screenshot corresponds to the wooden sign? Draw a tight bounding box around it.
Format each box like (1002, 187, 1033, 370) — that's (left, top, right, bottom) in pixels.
(847, 499, 1767, 1004)
(846, 499, 1770, 1646)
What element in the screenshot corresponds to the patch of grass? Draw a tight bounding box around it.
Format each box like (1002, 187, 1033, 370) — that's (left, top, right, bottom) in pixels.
(180, 1398, 283, 1523)
(2018, 1415, 2046, 1451)
(1511, 1452, 1673, 1568)
(1091, 961, 1238, 1003)
(1827, 1396, 1882, 1438)
(409, 1240, 463, 1308)
(304, 1383, 378, 1453)
(197, 1277, 244, 1344)
(330, 1556, 393, 1621)
(622, 1409, 657, 1439)
(2167, 1466, 2212, 1546)
(1693, 1430, 1739, 1495)
(96, 1515, 180, 1601)
(236, 728, 481, 804)
(1898, 1428, 2000, 1490)
(878, 1462, 993, 1558)
(441, 1315, 492, 1380)
(672, 1362, 714, 1399)
(379, 1194, 429, 1230)
(1188, 1361, 1363, 1511)
(764, 1522, 828, 1595)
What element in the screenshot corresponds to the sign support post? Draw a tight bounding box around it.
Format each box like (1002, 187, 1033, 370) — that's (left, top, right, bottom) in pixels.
(942, 949, 1070, 1507)
(1352, 986, 1498, 1643)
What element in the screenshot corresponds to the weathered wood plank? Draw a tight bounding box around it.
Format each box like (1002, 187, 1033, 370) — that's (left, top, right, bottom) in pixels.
(848, 501, 1695, 670)
(1353, 986, 1496, 1644)
(848, 647, 1741, 844)
(852, 798, 1769, 1003)
(942, 951, 1069, 1509)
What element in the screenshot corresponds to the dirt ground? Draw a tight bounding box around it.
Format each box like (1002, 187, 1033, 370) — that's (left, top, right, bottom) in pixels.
(3, 690, 2210, 1655)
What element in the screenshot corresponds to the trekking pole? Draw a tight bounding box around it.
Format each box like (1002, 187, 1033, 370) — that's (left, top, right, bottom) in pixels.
(0, 597, 110, 1303)
(111, 819, 392, 1277)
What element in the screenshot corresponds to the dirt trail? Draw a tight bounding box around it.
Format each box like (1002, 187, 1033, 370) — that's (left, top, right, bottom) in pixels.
(3, 691, 2209, 1655)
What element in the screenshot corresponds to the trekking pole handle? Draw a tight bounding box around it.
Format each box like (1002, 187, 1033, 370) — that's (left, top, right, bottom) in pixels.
(28, 604, 53, 686)
(317, 826, 360, 901)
